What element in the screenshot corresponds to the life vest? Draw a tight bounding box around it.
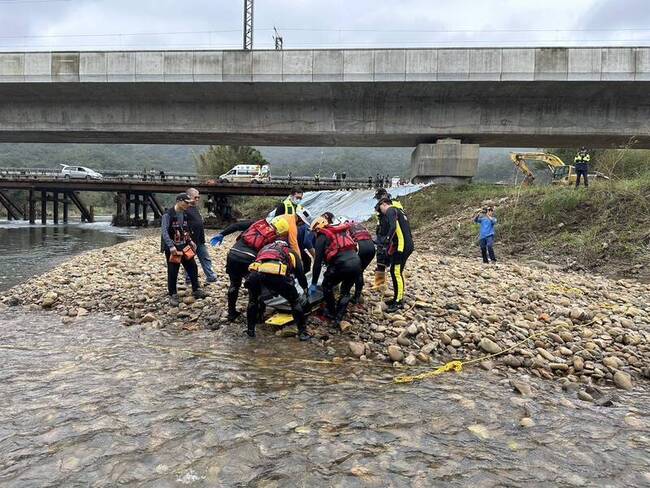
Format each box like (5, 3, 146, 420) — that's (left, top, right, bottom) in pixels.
(317, 224, 357, 263)
(348, 221, 372, 242)
(249, 240, 296, 276)
(240, 218, 278, 251)
(161, 208, 192, 251)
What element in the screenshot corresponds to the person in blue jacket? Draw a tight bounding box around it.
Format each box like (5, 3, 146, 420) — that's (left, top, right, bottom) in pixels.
(474, 207, 497, 264)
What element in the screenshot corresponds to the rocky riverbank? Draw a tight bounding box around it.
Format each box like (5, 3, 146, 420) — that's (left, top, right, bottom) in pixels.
(2, 235, 650, 396)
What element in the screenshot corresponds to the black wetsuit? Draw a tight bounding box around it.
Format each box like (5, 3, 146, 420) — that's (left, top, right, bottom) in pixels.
(312, 235, 362, 323)
(384, 205, 414, 304)
(221, 219, 255, 317)
(245, 249, 308, 336)
(355, 239, 377, 301)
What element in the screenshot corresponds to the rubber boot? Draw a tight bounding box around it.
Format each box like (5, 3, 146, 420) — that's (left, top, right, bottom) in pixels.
(227, 287, 240, 322)
(372, 270, 386, 291)
(334, 295, 352, 328)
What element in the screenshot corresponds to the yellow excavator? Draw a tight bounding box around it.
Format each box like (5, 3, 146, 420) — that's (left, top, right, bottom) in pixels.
(510, 152, 607, 186)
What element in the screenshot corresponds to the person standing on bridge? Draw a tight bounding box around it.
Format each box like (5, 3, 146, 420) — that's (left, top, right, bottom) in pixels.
(574, 147, 591, 188)
(185, 188, 218, 284)
(275, 187, 304, 216)
(161, 193, 207, 306)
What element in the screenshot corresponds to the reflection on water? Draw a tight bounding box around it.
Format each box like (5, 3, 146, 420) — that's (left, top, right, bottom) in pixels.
(0, 218, 132, 290)
(1, 311, 649, 486)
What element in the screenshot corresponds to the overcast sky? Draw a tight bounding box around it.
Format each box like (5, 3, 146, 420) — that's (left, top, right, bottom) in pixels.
(1, 0, 649, 51)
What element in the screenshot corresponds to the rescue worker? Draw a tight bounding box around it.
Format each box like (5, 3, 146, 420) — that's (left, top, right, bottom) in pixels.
(161, 193, 207, 306)
(210, 213, 301, 322)
(377, 197, 414, 313)
(373, 188, 404, 291)
(574, 146, 591, 188)
(347, 219, 376, 304)
(275, 187, 304, 216)
(244, 240, 310, 341)
(309, 216, 362, 327)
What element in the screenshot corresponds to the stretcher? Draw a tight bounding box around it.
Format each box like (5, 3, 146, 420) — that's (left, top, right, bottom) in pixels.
(263, 272, 324, 326)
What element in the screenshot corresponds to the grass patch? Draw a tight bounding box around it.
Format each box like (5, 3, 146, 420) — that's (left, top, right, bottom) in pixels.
(404, 178, 650, 275)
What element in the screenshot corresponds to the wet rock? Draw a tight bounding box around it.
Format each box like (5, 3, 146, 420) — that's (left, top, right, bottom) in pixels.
(577, 390, 594, 402)
(348, 342, 365, 358)
(397, 336, 411, 347)
(387, 345, 404, 362)
(613, 371, 633, 391)
(41, 291, 58, 308)
(479, 338, 501, 354)
(141, 313, 156, 323)
(519, 417, 535, 428)
(404, 354, 417, 366)
(510, 379, 533, 397)
(479, 360, 494, 371)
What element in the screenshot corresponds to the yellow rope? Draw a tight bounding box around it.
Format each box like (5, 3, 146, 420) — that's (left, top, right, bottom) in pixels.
(393, 319, 596, 384)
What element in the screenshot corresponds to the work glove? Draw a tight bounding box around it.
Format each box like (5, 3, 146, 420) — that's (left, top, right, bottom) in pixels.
(209, 234, 224, 247)
(308, 284, 318, 296)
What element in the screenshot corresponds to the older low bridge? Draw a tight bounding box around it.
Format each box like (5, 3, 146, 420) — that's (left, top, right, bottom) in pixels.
(0, 168, 369, 226)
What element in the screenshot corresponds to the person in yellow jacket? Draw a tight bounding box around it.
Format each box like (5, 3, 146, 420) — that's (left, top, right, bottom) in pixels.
(574, 147, 591, 188)
(275, 187, 304, 216)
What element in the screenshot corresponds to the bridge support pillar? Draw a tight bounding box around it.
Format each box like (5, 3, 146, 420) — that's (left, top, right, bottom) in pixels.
(28, 190, 35, 224)
(63, 193, 69, 223)
(410, 139, 479, 184)
(52, 191, 59, 224)
(40, 191, 47, 224)
(207, 195, 233, 221)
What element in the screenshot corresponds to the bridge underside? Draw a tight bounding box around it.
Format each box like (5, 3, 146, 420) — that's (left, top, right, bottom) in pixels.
(1, 81, 649, 148)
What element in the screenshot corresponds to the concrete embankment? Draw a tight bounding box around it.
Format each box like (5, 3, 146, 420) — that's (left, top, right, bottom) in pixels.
(2, 235, 649, 398)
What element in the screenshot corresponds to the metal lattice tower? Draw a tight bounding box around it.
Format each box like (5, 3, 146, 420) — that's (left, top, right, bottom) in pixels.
(243, 0, 254, 50)
(273, 27, 283, 50)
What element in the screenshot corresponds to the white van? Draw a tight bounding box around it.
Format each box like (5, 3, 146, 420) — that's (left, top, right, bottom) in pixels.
(219, 164, 270, 184)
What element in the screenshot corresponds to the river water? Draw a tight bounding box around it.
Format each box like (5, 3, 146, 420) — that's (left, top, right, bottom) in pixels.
(1, 311, 649, 486)
(0, 218, 133, 291)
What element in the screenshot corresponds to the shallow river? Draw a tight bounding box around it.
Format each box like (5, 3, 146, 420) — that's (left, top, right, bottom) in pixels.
(1, 311, 649, 486)
(0, 219, 132, 291)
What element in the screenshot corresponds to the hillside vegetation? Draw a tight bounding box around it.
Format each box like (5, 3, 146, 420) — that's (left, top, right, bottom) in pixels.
(404, 178, 650, 280)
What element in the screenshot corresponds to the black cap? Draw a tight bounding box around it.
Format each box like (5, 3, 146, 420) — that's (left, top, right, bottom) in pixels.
(175, 192, 192, 203)
(374, 188, 390, 200)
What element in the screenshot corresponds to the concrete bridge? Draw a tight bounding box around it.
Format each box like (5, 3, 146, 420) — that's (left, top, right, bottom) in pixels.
(1, 47, 650, 182)
(0, 169, 369, 226)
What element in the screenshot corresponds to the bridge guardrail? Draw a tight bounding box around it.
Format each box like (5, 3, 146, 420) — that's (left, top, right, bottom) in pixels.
(0, 167, 375, 188)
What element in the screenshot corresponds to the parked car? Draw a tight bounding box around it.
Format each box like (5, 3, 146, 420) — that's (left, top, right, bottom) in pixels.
(60, 164, 103, 180)
(219, 164, 270, 184)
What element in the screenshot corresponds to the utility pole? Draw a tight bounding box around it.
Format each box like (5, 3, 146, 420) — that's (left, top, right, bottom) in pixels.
(243, 0, 254, 50)
(273, 26, 283, 50)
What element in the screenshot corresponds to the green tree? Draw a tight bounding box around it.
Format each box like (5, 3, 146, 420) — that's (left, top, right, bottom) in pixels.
(193, 145, 267, 177)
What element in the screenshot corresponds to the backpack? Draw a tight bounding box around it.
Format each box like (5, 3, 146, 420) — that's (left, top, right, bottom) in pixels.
(348, 221, 372, 242)
(240, 219, 277, 251)
(317, 224, 357, 262)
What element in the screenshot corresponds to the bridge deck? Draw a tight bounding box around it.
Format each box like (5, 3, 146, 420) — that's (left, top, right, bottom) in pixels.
(0, 171, 370, 196)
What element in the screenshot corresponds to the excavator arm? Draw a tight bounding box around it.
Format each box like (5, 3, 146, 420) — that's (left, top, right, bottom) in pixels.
(510, 153, 536, 185)
(510, 152, 570, 185)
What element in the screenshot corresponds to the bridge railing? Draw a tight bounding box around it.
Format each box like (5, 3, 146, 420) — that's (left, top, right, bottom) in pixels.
(0, 167, 375, 188)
